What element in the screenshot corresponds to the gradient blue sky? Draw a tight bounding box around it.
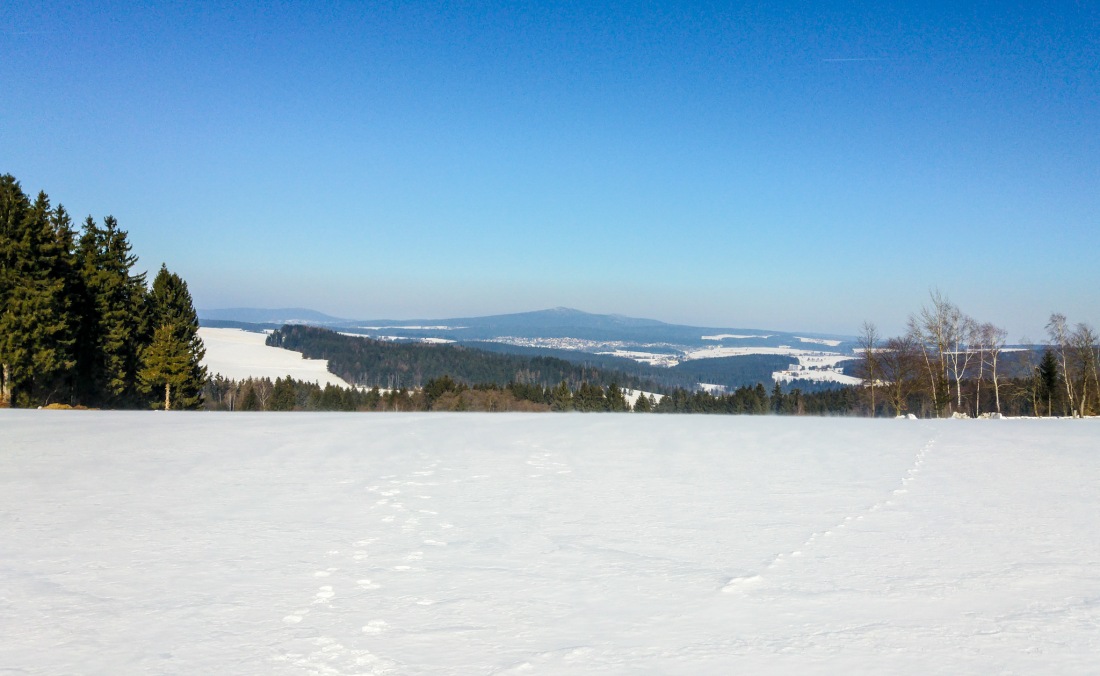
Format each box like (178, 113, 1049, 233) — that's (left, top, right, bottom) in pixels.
(3, 1, 1097, 338)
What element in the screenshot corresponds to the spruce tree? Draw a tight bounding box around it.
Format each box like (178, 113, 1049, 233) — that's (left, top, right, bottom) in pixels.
(0, 176, 31, 404)
(271, 376, 297, 411)
(145, 264, 206, 408)
(139, 324, 192, 410)
(75, 216, 149, 406)
(0, 188, 77, 405)
(239, 382, 261, 411)
(606, 383, 628, 411)
(1037, 349, 1062, 416)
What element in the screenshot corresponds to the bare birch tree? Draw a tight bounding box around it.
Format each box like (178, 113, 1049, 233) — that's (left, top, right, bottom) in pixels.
(979, 322, 1008, 415)
(858, 321, 881, 416)
(1047, 313, 1078, 416)
(946, 310, 978, 414)
(1070, 323, 1098, 416)
(880, 334, 921, 417)
(908, 290, 955, 416)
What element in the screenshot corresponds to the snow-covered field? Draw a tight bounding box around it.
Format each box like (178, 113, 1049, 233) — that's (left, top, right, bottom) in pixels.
(773, 369, 863, 386)
(199, 327, 351, 388)
(3, 412, 1098, 674)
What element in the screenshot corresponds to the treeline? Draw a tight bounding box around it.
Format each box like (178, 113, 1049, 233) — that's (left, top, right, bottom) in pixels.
(201, 373, 858, 415)
(669, 354, 806, 391)
(857, 291, 1098, 417)
(467, 340, 700, 389)
(203, 374, 552, 412)
(266, 324, 667, 393)
(0, 174, 205, 409)
(653, 383, 859, 415)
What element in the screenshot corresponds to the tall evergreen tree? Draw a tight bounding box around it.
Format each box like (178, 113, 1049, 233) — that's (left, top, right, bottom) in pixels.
(0, 187, 77, 405)
(0, 175, 31, 404)
(138, 324, 192, 410)
(75, 216, 149, 406)
(145, 264, 206, 408)
(1037, 348, 1062, 416)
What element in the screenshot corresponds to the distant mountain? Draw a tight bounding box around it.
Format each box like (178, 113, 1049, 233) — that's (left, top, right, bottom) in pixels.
(200, 306, 855, 353)
(199, 306, 861, 390)
(198, 307, 347, 325)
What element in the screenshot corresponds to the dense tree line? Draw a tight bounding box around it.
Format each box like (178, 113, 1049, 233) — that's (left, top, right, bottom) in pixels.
(467, 341, 700, 389)
(856, 291, 1098, 417)
(668, 354, 802, 391)
(201, 372, 861, 416)
(0, 174, 205, 409)
(266, 324, 668, 393)
(202, 374, 552, 412)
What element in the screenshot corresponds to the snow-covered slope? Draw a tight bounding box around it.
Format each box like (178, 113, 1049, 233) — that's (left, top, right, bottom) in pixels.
(199, 327, 350, 388)
(3, 412, 1098, 674)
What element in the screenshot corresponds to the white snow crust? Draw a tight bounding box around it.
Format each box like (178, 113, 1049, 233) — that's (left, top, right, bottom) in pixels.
(3, 412, 1099, 674)
(199, 327, 351, 388)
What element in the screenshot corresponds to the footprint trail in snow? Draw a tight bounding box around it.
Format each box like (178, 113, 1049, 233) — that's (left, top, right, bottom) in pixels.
(723, 435, 937, 593)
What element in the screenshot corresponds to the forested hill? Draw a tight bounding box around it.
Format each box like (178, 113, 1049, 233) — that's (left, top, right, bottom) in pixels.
(267, 325, 678, 391)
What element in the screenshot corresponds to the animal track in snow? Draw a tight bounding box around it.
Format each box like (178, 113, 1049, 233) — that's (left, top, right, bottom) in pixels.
(313, 585, 335, 603)
(274, 635, 395, 674)
(724, 435, 937, 594)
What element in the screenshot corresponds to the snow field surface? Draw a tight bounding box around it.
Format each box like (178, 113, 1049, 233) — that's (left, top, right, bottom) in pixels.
(2, 412, 1099, 674)
(198, 327, 352, 388)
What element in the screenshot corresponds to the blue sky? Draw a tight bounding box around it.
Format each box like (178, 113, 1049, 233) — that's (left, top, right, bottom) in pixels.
(3, 1, 1097, 338)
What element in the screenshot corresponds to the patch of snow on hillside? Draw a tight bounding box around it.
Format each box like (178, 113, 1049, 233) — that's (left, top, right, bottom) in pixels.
(702, 334, 772, 340)
(357, 325, 466, 330)
(796, 336, 843, 347)
(339, 332, 456, 344)
(623, 389, 664, 407)
(683, 345, 846, 361)
(597, 349, 681, 367)
(773, 369, 863, 386)
(772, 353, 860, 385)
(199, 327, 350, 388)
(3, 412, 1099, 674)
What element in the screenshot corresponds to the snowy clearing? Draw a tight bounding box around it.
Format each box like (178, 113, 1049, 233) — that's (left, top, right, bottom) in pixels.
(596, 349, 681, 367)
(683, 345, 851, 363)
(3, 412, 1098, 674)
(623, 388, 665, 406)
(795, 336, 843, 347)
(338, 332, 457, 344)
(198, 327, 351, 388)
(773, 369, 863, 386)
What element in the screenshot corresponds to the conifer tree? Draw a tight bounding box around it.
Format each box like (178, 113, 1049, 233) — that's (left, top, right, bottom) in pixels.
(145, 264, 206, 408)
(606, 383, 628, 411)
(0, 186, 78, 405)
(139, 324, 192, 410)
(271, 376, 297, 411)
(1037, 349, 1062, 416)
(551, 380, 573, 411)
(75, 216, 149, 406)
(0, 176, 31, 404)
(239, 382, 261, 411)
